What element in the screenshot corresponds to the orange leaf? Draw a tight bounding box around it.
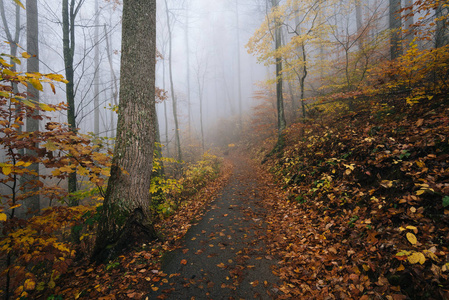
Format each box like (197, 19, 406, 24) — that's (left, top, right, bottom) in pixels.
(180, 259, 187, 265)
(24, 279, 36, 291)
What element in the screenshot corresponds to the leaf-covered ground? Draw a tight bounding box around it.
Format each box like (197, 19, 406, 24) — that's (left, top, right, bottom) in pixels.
(252, 96, 449, 299)
(40, 161, 233, 299)
(144, 155, 280, 299)
(40, 97, 449, 299)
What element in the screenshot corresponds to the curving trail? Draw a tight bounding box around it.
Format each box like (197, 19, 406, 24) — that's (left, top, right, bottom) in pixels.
(146, 155, 280, 299)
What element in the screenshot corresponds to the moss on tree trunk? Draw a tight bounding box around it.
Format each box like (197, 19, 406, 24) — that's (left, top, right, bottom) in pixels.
(93, 0, 158, 263)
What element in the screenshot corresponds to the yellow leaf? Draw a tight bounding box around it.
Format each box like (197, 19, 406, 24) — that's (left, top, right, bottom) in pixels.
(42, 141, 58, 151)
(2, 166, 12, 176)
(9, 204, 22, 209)
(24, 279, 36, 291)
(406, 226, 418, 234)
(52, 169, 61, 176)
(28, 78, 43, 91)
(22, 52, 31, 59)
(48, 279, 55, 289)
(77, 167, 89, 176)
(381, 180, 393, 188)
(406, 232, 417, 245)
(22, 99, 35, 108)
(408, 252, 426, 265)
(39, 103, 55, 112)
(423, 250, 439, 262)
(0, 213, 7, 222)
(0, 91, 10, 99)
(397, 264, 405, 271)
(416, 189, 425, 196)
(13, 0, 25, 9)
(416, 161, 426, 168)
(408, 252, 420, 264)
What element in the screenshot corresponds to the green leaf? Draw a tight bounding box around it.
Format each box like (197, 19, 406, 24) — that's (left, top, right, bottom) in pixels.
(443, 196, 449, 208)
(22, 99, 36, 108)
(0, 91, 10, 98)
(42, 141, 58, 151)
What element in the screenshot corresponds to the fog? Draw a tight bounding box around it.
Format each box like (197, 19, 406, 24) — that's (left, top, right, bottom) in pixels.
(0, 0, 271, 157)
(1, 0, 415, 159)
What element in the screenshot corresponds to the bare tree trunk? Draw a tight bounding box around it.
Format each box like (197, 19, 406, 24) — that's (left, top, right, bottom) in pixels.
(389, 0, 402, 60)
(272, 0, 286, 147)
(62, 0, 80, 203)
(435, 3, 449, 48)
(24, 0, 40, 215)
(104, 24, 118, 138)
(293, 1, 307, 121)
(235, 0, 243, 128)
(162, 53, 170, 157)
(0, 0, 21, 94)
(355, 0, 363, 50)
(165, 0, 182, 162)
(196, 63, 207, 153)
(93, 0, 157, 263)
(185, 2, 191, 137)
(287, 80, 296, 121)
(94, 0, 100, 136)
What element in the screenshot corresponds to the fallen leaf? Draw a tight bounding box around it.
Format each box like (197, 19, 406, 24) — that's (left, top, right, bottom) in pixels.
(406, 232, 417, 245)
(250, 280, 259, 287)
(24, 279, 35, 291)
(217, 263, 226, 268)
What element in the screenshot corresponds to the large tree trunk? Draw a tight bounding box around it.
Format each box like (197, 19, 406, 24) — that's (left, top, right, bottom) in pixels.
(93, 0, 157, 263)
(404, 0, 414, 47)
(24, 0, 40, 215)
(435, 3, 449, 48)
(389, 0, 402, 60)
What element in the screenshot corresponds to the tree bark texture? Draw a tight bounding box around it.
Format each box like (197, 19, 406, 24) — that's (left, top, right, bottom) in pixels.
(272, 0, 286, 138)
(24, 0, 40, 215)
(62, 0, 78, 200)
(165, 0, 182, 162)
(435, 3, 449, 48)
(93, 0, 157, 262)
(389, 0, 402, 60)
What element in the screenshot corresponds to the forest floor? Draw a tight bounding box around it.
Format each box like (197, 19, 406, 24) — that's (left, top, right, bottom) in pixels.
(144, 155, 282, 299)
(48, 155, 287, 299)
(46, 97, 449, 300)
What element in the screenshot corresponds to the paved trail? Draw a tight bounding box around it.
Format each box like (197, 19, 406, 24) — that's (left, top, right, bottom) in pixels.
(146, 156, 280, 300)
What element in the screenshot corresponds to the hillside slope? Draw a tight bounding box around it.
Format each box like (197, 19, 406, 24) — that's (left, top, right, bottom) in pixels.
(253, 96, 449, 299)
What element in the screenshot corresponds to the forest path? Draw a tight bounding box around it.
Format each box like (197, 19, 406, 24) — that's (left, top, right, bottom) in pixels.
(146, 155, 280, 299)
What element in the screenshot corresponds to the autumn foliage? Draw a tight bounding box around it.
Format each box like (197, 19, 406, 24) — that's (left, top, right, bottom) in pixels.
(252, 94, 449, 298)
